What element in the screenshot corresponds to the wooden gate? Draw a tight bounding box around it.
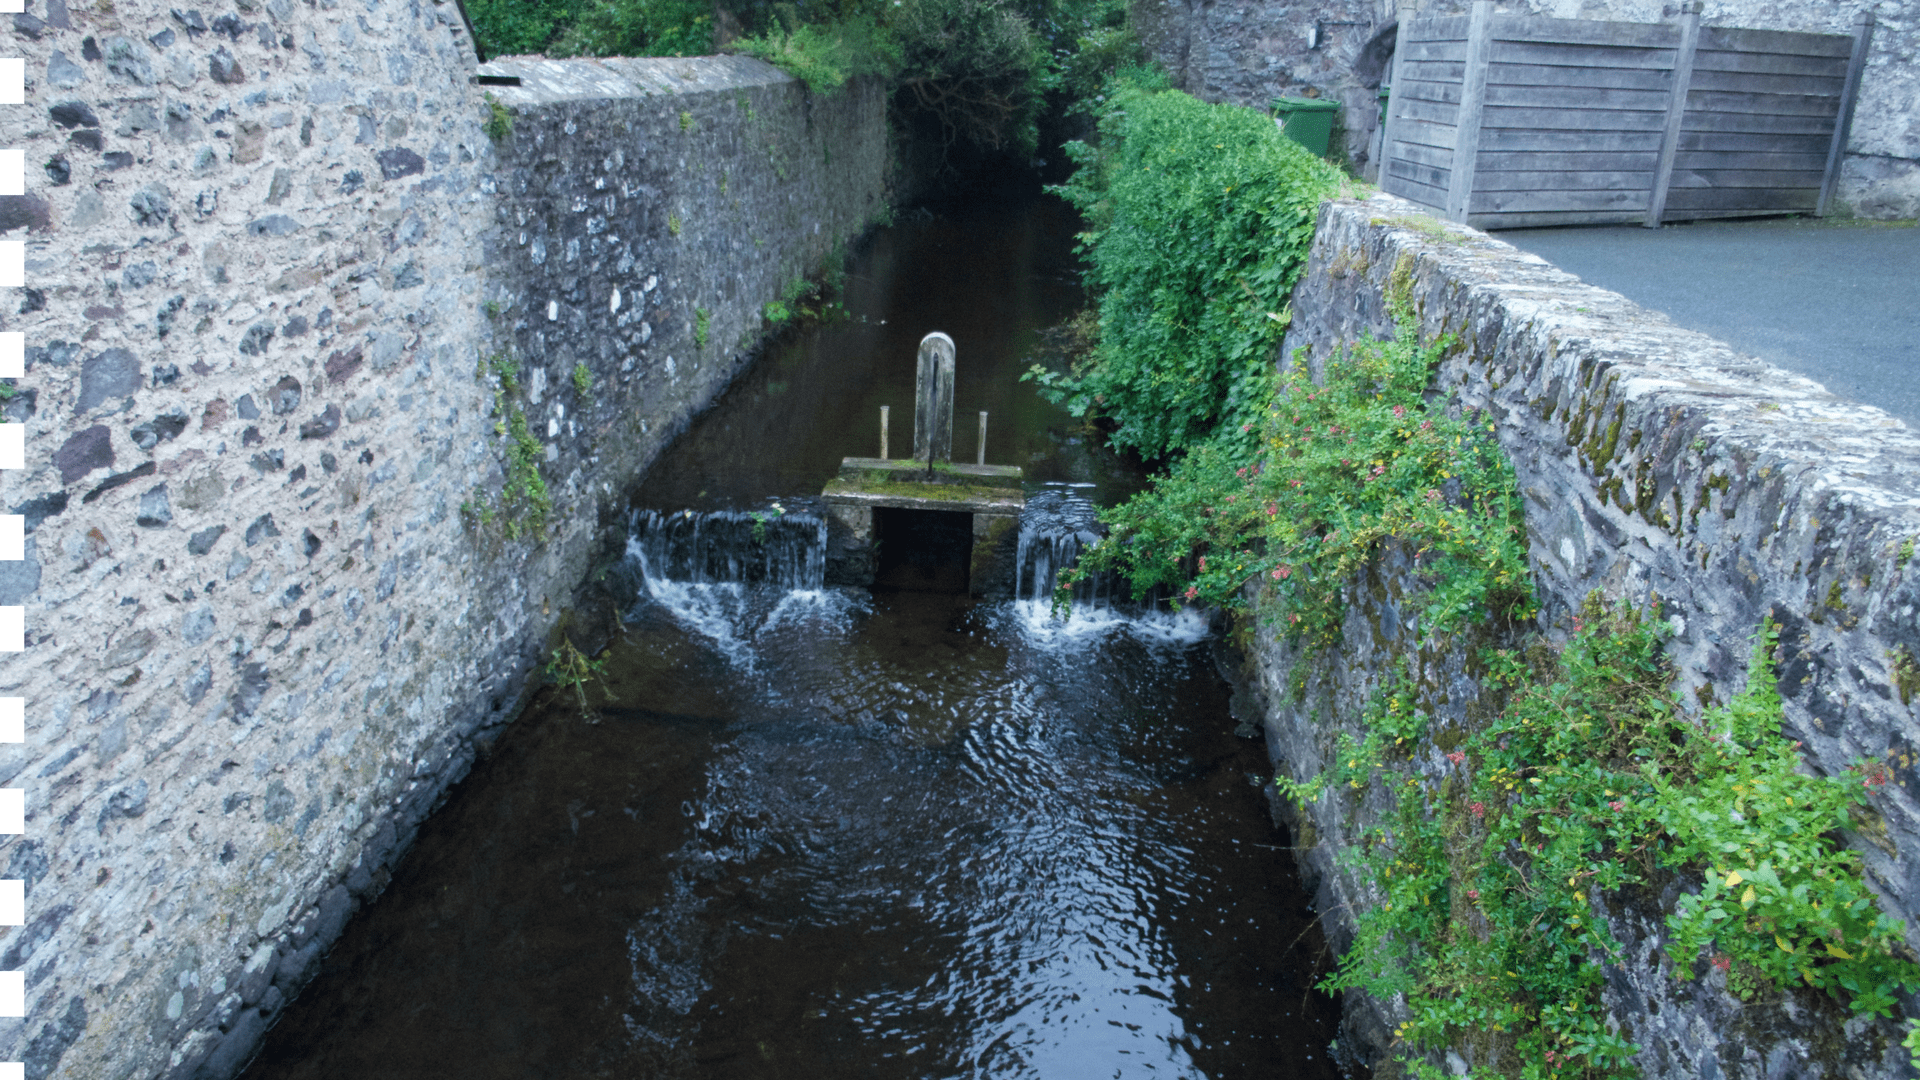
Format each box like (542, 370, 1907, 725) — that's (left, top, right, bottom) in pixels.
(1378, 0, 1873, 229)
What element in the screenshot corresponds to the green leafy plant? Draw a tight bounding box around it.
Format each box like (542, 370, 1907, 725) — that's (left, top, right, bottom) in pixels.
(482, 92, 513, 142)
(1316, 604, 1920, 1079)
(472, 350, 552, 542)
(735, 12, 901, 92)
(694, 308, 711, 350)
(1027, 73, 1343, 458)
(746, 501, 787, 544)
(552, 0, 713, 58)
(571, 361, 593, 396)
(546, 635, 615, 721)
(465, 0, 590, 57)
(1069, 309, 1533, 648)
(667, 212, 682, 237)
(679, 109, 695, 132)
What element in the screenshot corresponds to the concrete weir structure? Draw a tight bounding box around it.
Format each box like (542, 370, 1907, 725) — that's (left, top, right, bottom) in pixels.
(821, 331, 1025, 597)
(0, 3, 885, 1075)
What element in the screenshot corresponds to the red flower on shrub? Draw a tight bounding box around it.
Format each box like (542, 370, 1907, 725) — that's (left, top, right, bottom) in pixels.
(1469, 801, 1486, 818)
(1445, 751, 1465, 766)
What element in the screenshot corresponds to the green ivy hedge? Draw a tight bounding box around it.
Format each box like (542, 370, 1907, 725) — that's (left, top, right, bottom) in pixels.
(1029, 73, 1344, 459)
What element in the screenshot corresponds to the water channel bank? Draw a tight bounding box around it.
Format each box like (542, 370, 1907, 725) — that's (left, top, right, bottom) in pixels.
(0, 24, 886, 1075)
(239, 182, 1352, 1079)
(1255, 194, 1920, 1078)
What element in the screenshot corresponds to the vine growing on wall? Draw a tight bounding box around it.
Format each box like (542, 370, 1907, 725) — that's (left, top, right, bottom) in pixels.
(1065, 302, 1534, 648)
(1299, 603, 1920, 1079)
(461, 349, 552, 543)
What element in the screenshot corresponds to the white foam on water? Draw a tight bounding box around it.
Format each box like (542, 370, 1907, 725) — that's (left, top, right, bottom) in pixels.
(639, 571, 757, 668)
(1002, 598, 1211, 651)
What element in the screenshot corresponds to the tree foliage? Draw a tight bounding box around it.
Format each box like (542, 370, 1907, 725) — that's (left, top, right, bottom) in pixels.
(467, 0, 1133, 159)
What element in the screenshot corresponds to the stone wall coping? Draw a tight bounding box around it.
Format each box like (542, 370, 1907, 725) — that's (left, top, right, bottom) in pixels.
(476, 54, 794, 105)
(1331, 192, 1920, 513)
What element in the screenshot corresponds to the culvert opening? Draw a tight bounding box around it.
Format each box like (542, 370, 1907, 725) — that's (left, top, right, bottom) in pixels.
(872, 506, 973, 593)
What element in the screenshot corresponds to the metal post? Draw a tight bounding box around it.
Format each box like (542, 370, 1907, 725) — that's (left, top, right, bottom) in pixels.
(880, 405, 890, 460)
(1817, 10, 1875, 217)
(1646, 1, 1702, 228)
(977, 411, 988, 466)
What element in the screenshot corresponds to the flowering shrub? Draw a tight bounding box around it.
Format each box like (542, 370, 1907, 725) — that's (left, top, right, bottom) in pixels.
(1067, 309, 1533, 647)
(1314, 603, 1920, 1079)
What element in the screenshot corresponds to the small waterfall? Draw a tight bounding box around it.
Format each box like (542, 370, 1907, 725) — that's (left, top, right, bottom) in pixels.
(1007, 485, 1209, 647)
(625, 507, 845, 667)
(628, 508, 827, 589)
(1014, 486, 1118, 607)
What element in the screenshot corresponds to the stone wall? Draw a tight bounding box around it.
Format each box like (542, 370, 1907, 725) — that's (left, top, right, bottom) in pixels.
(1136, 0, 1920, 219)
(1248, 191, 1920, 1076)
(0, 2, 886, 1074)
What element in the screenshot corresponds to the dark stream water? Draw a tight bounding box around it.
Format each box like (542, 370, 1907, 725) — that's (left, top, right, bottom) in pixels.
(242, 179, 1348, 1080)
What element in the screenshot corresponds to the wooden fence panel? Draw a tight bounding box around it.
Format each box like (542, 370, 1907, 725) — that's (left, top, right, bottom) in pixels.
(1669, 167, 1827, 188)
(1480, 129, 1664, 152)
(1401, 39, 1471, 62)
(1388, 157, 1453, 190)
(1662, 186, 1820, 210)
(1483, 84, 1671, 111)
(1688, 67, 1845, 95)
(1480, 106, 1668, 131)
(1687, 89, 1847, 116)
(1486, 62, 1670, 91)
(1672, 149, 1829, 171)
(1469, 188, 1652, 213)
(1396, 142, 1456, 169)
(1380, 5, 1866, 227)
(1487, 39, 1679, 70)
(1697, 24, 1853, 57)
(1677, 131, 1829, 154)
(1475, 169, 1656, 192)
(1690, 48, 1852, 78)
(1478, 149, 1661, 171)
(1491, 15, 1679, 49)
(1465, 209, 1648, 228)
(1397, 79, 1466, 105)
(1400, 59, 1468, 83)
(1395, 118, 1464, 150)
(1409, 14, 1472, 42)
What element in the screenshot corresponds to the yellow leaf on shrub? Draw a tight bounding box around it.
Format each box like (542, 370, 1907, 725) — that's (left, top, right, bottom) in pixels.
(1740, 885, 1756, 909)
(1776, 934, 1795, 954)
(1725, 871, 1744, 887)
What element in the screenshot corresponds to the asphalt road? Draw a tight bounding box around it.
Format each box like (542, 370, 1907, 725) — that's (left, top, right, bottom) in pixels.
(1498, 217, 1920, 431)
